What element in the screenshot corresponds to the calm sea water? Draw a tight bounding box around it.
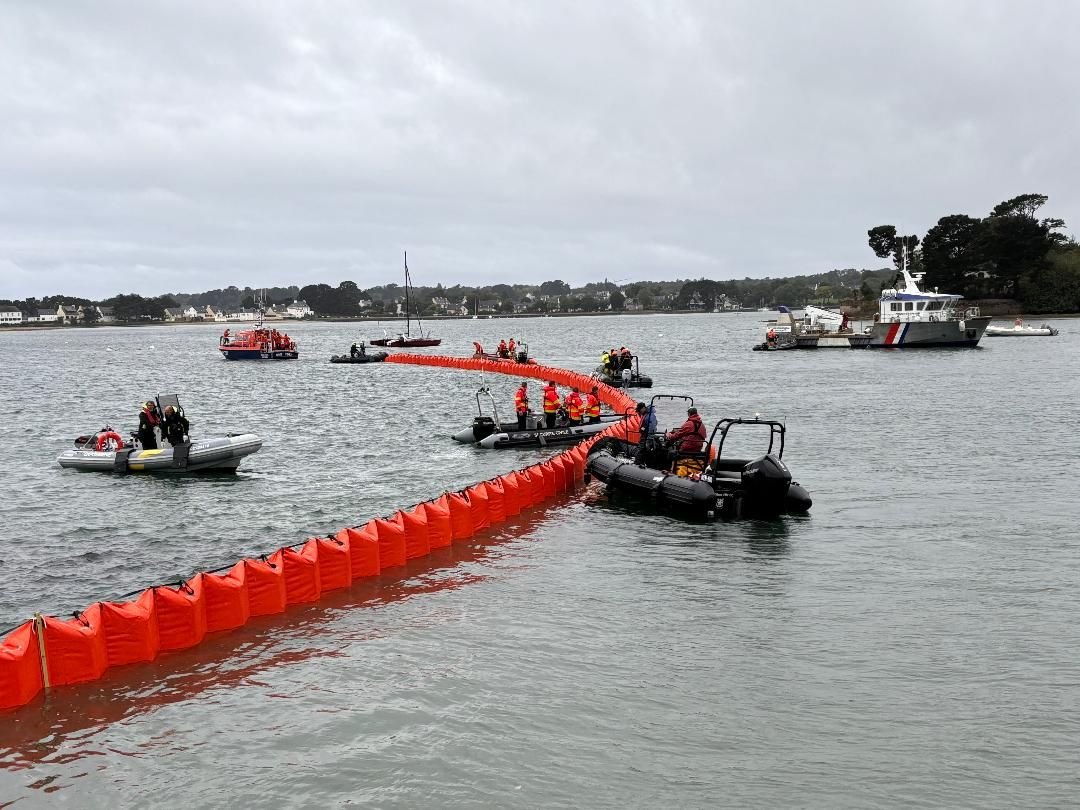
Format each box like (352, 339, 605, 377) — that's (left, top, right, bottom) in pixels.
(1, 314, 1078, 808)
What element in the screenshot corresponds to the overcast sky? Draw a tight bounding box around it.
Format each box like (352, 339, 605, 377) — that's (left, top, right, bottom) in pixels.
(1, 1, 1076, 299)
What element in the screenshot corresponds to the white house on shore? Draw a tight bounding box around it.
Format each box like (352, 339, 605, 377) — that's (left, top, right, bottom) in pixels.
(286, 300, 314, 318)
(30, 308, 58, 323)
(0, 306, 23, 325)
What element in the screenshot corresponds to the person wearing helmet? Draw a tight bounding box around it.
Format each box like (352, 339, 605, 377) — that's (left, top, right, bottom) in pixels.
(137, 400, 161, 450)
(162, 404, 190, 447)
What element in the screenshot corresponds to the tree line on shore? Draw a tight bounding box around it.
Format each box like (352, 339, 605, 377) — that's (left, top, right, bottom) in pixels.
(4, 192, 1077, 323)
(867, 193, 1077, 313)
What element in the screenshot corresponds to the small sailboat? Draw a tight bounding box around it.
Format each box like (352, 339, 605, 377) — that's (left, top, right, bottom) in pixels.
(370, 252, 442, 348)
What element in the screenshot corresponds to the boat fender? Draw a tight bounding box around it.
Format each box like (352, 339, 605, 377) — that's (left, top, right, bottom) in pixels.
(95, 431, 124, 452)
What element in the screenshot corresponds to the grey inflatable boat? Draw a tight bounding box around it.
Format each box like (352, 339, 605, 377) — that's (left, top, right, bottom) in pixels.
(58, 433, 263, 473)
(57, 393, 262, 473)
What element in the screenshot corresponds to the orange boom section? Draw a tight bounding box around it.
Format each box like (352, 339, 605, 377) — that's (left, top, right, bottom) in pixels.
(0, 355, 640, 712)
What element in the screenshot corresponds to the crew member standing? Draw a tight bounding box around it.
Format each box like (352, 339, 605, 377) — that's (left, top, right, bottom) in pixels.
(542, 381, 560, 429)
(514, 381, 529, 430)
(137, 400, 161, 450)
(585, 387, 601, 423)
(497, 339, 509, 358)
(162, 405, 190, 447)
(508, 337, 517, 357)
(564, 387, 584, 427)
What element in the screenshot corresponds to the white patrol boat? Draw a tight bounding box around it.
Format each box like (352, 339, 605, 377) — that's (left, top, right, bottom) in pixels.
(867, 252, 991, 347)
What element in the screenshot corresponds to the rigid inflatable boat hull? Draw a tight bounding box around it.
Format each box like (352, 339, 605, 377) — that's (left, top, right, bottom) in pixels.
(453, 414, 627, 446)
(478, 417, 627, 449)
(330, 352, 389, 363)
(586, 449, 811, 520)
(57, 434, 263, 473)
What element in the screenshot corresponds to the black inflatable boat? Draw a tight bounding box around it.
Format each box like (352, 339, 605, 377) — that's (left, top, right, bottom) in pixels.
(592, 355, 653, 388)
(752, 339, 798, 351)
(585, 397, 811, 520)
(452, 385, 625, 448)
(330, 352, 388, 363)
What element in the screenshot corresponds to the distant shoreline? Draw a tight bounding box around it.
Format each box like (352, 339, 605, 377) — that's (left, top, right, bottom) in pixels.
(2, 307, 1076, 332)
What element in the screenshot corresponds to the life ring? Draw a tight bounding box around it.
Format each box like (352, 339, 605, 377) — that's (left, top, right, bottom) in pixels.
(95, 431, 124, 452)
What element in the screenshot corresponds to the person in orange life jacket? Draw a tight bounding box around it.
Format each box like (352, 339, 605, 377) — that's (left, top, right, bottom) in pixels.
(666, 407, 707, 454)
(585, 386, 601, 423)
(766, 328, 777, 346)
(137, 400, 161, 450)
(508, 337, 517, 355)
(564, 387, 584, 426)
(497, 339, 508, 358)
(220, 329, 230, 346)
(514, 381, 529, 430)
(620, 347, 632, 370)
(542, 381, 560, 429)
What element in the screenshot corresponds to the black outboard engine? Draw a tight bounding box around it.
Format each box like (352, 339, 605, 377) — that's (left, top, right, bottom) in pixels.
(640, 434, 669, 469)
(470, 416, 497, 442)
(740, 454, 792, 516)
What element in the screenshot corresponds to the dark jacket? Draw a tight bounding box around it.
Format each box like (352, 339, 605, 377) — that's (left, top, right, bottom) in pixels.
(163, 412, 189, 446)
(138, 407, 160, 449)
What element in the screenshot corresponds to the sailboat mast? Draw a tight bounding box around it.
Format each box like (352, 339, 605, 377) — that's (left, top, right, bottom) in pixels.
(403, 251, 410, 337)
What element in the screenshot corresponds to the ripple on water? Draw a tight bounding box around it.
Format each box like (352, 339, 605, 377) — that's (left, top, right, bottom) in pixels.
(1, 316, 1079, 808)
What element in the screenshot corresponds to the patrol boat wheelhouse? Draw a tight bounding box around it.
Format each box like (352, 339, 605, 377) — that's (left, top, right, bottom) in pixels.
(867, 254, 990, 348)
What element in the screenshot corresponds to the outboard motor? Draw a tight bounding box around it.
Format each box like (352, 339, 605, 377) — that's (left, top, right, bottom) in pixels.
(740, 454, 792, 516)
(640, 434, 669, 469)
(453, 416, 498, 443)
(469, 416, 497, 442)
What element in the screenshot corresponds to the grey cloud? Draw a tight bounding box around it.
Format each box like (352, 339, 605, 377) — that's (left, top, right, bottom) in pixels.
(1, 0, 1077, 299)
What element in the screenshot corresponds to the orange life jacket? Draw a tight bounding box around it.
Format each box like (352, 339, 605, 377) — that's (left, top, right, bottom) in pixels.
(585, 393, 601, 418)
(514, 386, 529, 414)
(542, 386, 559, 413)
(565, 392, 583, 421)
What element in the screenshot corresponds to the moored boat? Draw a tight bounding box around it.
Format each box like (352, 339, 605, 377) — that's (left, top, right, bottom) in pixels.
(985, 318, 1059, 337)
(370, 252, 442, 348)
(865, 251, 990, 347)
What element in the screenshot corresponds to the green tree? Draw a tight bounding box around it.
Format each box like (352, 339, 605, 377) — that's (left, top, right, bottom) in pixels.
(921, 214, 984, 294)
(609, 290, 625, 310)
(1021, 247, 1080, 313)
(638, 290, 654, 309)
(868, 225, 920, 269)
(578, 295, 600, 311)
(540, 279, 571, 296)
